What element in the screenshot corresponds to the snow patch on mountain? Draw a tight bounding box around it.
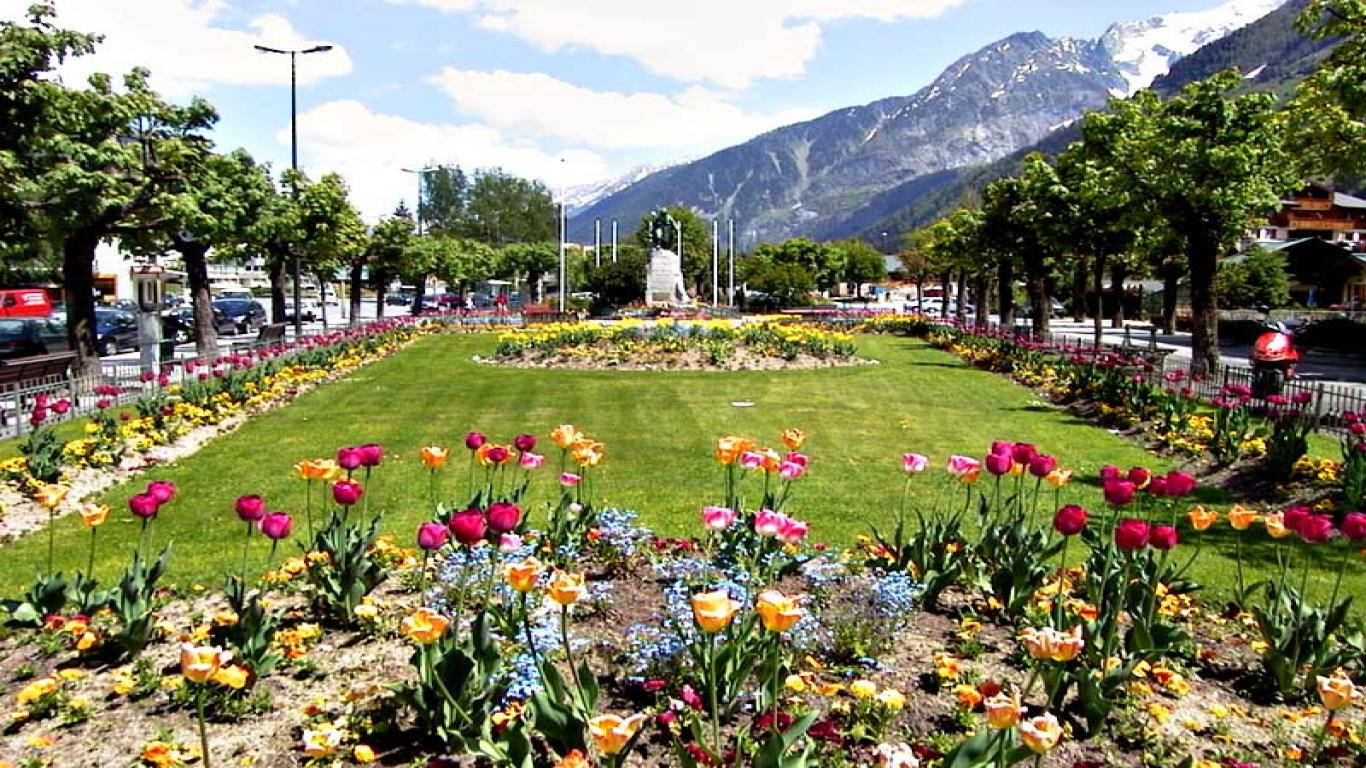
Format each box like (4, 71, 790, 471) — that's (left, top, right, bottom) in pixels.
(561, 164, 674, 216)
(1101, 0, 1284, 94)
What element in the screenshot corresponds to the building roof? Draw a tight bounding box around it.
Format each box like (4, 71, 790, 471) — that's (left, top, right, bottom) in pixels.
(1334, 191, 1366, 209)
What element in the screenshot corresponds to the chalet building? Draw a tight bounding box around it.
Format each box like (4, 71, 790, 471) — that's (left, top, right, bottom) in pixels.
(1246, 183, 1366, 310)
(1249, 183, 1366, 249)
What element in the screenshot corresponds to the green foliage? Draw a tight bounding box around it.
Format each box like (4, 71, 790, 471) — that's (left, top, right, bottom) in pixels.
(1216, 248, 1291, 308)
(1250, 572, 1359, 699)
(1293, 1, 1366, 178)
(584, 249, 647, 309)
(112, 546, 170, 658)
(743, 261, 815, 309)
(751, 237, 845, 292)
(305, 511, 387, 625)
(211, 576, 282, 678)
(636, 206, 715, 292)
(19, 424, 61, 484)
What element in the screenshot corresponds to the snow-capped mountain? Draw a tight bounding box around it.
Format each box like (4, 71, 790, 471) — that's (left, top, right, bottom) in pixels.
(568, 0, 1288, 245)
(561, 165, 673, 217)
(1100, 0, 1285, 94)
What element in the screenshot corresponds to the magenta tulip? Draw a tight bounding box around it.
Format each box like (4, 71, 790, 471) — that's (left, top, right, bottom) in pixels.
(1299, 515, 1336, 544)
(1114, 518, 1150, 550)
(146, 480, 176, 505)
(337, 446, 363, 471)
(989, 440, 1013, 456)
(235, 494, 266, 523)
(1150, 525, 1180, 551)
(1027, 453, 1056, 478)
(1283, 505, 1312, 535)
(259, 513, 293, 541)
(1103, 480, 1136, 507)
(358, 443, 383, 468)
(332, 480, 364, 506)
(1053, 504, 1088, 536)
(417, 522, 449, 550)
(1164, 471, 1197, 498)
(514, 434, 537, 452)
(1127, 466, 1151, 489)
(464, 432, 486, 451)
(1342, 512, 1366, 541)
(486, 445, 509, 464)
(1099, 465, 1122, 483)
(486, 501, 522, 534)
(128, 493, 160, 519)
(448, 508, 487, 545)
(984, 452, 1013, 476)
(1010, 442, 1037, 466)
(1147, 476, 1169, 498)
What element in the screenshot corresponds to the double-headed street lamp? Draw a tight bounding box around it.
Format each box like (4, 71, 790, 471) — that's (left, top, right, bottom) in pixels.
(253, 43, 334, 336)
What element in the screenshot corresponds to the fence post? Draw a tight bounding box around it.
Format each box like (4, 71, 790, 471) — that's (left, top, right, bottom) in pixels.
(1314, 382, 1326, 426)
(1148, 326, 1157, 350)
(1123, 326, 1132, 347)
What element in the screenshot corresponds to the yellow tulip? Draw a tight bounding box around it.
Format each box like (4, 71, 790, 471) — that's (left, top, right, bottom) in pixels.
(34, 484, 67, 509)
(1317, 669, 1361, 711)
(691, 589, 741, 633)
(1044, 469, 1072, 488)
(504, 558, 542, 593)
(755, 590, 803, 633)
(179, 643, 230, 684)
(1264, 511, 1290, 538)
(420, 445, 449, 469)
(547, 571, 586, 606)
(79, 503, 108, 528)
(1019, 712, 1062, 754)
(588, 713, 647, 755)
(353, 744, 377, 763)
(779, 428, 807, 451)
(211, 664, 249, 690)
(984, 691, 1023, 729)
(571, 438, 605, 468)
(550, 424, 584, 450)
(876, 688, 905, 710)
(1228, 505, 1258, 531)
(1187, 506, 1217, 532)
(295, 458, 341, 481)
(848, 679, 877, 700)
(400, 607, 449, 644)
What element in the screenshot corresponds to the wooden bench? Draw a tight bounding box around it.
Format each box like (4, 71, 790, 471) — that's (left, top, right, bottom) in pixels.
(230, 322, 287, 354)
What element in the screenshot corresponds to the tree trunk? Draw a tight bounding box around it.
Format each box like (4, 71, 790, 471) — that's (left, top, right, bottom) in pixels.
(62, 231, 102, 377)
(1071, 256, 1087, 323)
(528, 270, 544, 304)
(1110, 262, 1127, 329)
(1187, 232, 1220, 375)
(181, 241, 218, 358)
(940, 271, 951, 319)
(914, 276, 924, 312)
(955, 268, 968, 323)
(974, 271, 989, 327)
(348, 262, 364, 326)
(1161, 263, 1181, 336)
(411, 274, 426, 316)
(1027, 270, 1049, 339)
(318, 277, 330, 331)
(997, 261, 1015, 329)
(1093, 252, 1107, 348)
(375, 283, 387, 319)
(266, 252, 287, 323)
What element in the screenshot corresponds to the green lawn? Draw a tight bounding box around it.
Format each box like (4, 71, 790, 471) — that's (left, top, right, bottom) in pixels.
(2, 333, 1358, 608)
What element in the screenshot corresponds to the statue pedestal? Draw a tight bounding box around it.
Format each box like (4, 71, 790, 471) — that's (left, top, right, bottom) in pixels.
(646, 247, 690, 306)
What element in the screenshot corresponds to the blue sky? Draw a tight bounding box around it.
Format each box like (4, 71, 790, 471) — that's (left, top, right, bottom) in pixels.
(31, 0, 1264, 219)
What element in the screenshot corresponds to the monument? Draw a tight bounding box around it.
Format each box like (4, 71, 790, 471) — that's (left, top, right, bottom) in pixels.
(643, 209, 690, 307)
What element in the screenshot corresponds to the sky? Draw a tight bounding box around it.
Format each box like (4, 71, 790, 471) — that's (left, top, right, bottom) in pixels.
(21, 0, 1249, 220)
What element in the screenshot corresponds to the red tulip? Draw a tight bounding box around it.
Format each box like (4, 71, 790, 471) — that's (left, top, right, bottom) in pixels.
(486, 445, 510, 464)
(985, 452, 1013, 476)
(128, 493, 160, 519)
(1283, 505, 1311, 535)
(417, 522, 449, 550)
(514, 434, 537, 452)
(1299, 515, 1335, 544)
(680, 684, 704, 711)
(1099, 465, 1122, 483)
(1147, 476, 1169, 498)
(1127, 467, 1151, 489)
(1114, 518, 1150, 550)
(259, 513, 293, 541)
(1150, 525, 1179, 551)
(146, 481, 176, 505)
(358, 443, 383, 468)
(235, 494, 266, 523)
(464, 432, 486, 451)
(1028, 453, 1056, 478)
(448, 508, 487, 545)
(1103, 480, 1135, 507)
(332, 480, 364, 506)
(486, 501, 522, 534)
(989, 440, 1013, 456)
(337, 447, 363, 471)
(1164, 471, 1197, 498)
(1342, 513, 1366, 541)
(1010, 442, 1038, 466)
(1053, 504, 1088, 536)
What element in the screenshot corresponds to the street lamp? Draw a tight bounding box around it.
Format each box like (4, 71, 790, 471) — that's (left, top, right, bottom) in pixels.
(402, 166, 443, 312)
(253, 43, 334, 337)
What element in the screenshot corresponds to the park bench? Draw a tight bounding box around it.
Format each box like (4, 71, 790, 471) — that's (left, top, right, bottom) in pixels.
(0, 351, 77, 428)
(230, 322, 287, 354)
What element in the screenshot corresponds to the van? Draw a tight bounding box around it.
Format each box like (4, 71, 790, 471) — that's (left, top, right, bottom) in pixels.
(0, 289, 54, 318)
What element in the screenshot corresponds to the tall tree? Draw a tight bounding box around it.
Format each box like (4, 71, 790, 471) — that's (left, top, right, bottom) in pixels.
(1292, 1, 1366, 178)
(296, 171, 366, 326)
(418, 166, 468, 236)
(500, 241, 557, 303)
(240, 169, 302, 323)
(356, 207, 413, 322)
(832, 238, 887, 297)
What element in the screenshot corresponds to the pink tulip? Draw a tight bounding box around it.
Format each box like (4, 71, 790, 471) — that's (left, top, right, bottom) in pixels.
(701, 506, 736, 531)
(989, 440, 1014, 456)
(52, 399, 70, 415)
(1299, 515, 1335, 544)
(417, 522, 448, 550)
(754, 509, 785, 537)
(1343, 512, 1366, 541)
(1027, 454, 1056, 478)
(235, 494, 266, 523)
(146, 481, 176, 505)
(128, 493, 160, 519)
(785, 451, 809, 467)
(559, 472, 581, 487)
(947, 455, 980, 477)
(1150, 525, 1179, 551)
(332, 480, 364, 506)
(358, 443, 383, 468)
(1283, 505, 1311, 535)
(1053, 505, 1088, 536)
(1103, 479, 1135, 507)
(984, 452, 1013, 476)
(499, 533, 522, 552)
(259, 513, 293, 541)
(519, 452, 545, 469)
(337, 447, 363, 471)
(901, 453, 929, 473)
(486, 501, 522, 534)
(777, 517, 809, 543)
(514, 434, 537, 452)
(739, 451, 764, 470)
(1114, 518, 1150, 550)
(464, 432, 486, 451)
(448, 508, 487, 546)
(1010, 443, 1038, 466)
(1099, 465, 1122, 483)
(779, 460, 806, 480)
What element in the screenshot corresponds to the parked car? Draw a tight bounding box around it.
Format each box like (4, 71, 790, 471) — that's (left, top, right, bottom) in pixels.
(1050, 297, 1067, 317)
(162, 306, 235, 343)
(94, 308, 139, 355)
(0, 289, 54, 318)
(213, 299, 267, 334)
(386, 293, 412, 306)
(0, 317, 69, 359)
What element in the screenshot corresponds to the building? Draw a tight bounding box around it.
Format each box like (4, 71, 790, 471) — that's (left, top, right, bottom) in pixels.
(1249, 183, 1366, 249)
(1243, 183, 1366, 310)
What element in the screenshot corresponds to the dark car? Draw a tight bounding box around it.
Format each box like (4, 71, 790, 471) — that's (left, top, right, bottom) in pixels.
(212, 299, 267, 334)
(386, 293, 412, 306)
(162, 306, 235, 343)
(94, 308, 139, 355)
(0, 317, 70, 359)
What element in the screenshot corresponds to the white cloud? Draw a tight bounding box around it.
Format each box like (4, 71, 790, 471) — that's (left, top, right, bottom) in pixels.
(24, 0, 352, 97)
(288, 100, 609, 220)
(385, 0, 965, 87)
(427, 68, 820, 149)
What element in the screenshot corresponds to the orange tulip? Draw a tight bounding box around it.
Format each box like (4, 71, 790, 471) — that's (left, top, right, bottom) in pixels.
(984, 691, 1023, 729)
(550, 424, 584, 450)
(1317, 669, 1361, 711)
(179, 643, 231, 684)
(1228, 505, 1258, 531)
(420, 445, 449, 469)
(588, 713, 647, 755)
(691, 589, 741, 633)
(755, 590, 804, 633)
(714, 435, 755, 465)
(552, 750, 591, 768)
(295, 458, 341, 481)
(547, 571, 586, 606)
(504, 559, 542, 593)
(400, 607, 449, 644)
(1264, 511, 1290, 538)
(1019, 712, 1062, 754)
(1020, 625, 1084, 663)
(1187, 506, 1217, 532)
(571, 439, 605, 468)
(1044, 469, 1072, 488)
(35, 484, 67, 509)
(79, 503, 108, 528)
(779, 428, 807, 451)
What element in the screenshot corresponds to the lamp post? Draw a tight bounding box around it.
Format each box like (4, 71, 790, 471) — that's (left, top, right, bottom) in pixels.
(253, 43, 334, 338)
(401, 165, 443, 312)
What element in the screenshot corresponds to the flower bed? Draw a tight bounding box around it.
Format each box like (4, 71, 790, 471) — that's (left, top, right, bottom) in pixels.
(2, 423, 1363, 768)
(487, 320, 864, 371)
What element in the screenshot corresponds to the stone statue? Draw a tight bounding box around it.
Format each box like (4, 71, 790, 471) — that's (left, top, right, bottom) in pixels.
(643, 208, 690, 306)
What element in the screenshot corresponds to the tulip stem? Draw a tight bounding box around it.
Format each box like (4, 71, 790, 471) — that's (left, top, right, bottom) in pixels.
(709, 632, 721, 758)
(86, 527, 97, 583)
(559, 605, 584, 710)
(1326, 542, 1350, 617)
(1233, 530, 1245, 601)
(46, 507, 55, 575)
(304, 481, 314, 542)
(240, 523, 252, 585)
(196, 686, 212, 768)
(1055, 536, 1070, 628)
(521, 592, 540, 669)
(138, 518, 150, 563)
(1311, 710, 1336, 764)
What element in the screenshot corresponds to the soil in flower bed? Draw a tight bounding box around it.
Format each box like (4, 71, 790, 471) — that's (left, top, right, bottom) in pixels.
(477, 349, 878, 372)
